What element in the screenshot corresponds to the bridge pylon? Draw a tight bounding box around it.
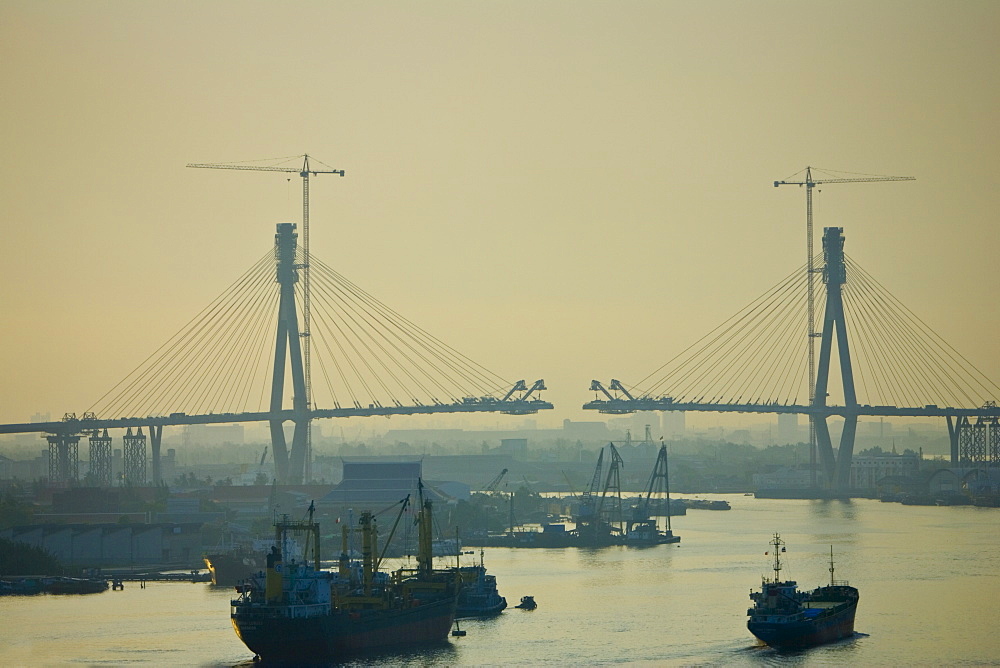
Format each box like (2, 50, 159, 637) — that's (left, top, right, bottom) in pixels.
(270, 223, 310, 484)
(812, 227, 858, 489)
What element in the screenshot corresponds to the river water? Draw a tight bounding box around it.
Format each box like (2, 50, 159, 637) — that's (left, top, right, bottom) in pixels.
(2, 495, 998, 667)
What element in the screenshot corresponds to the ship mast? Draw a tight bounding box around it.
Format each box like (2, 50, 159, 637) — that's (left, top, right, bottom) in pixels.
(829, 545, 835, 586)
(770, 533, 784, 583)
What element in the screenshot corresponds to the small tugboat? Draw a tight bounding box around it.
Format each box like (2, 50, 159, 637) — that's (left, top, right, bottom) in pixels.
(230, 490, 459, 662)
(454, 548, 507, 618)
(747, 534, 859, 649)
(514, 595, 536, 610)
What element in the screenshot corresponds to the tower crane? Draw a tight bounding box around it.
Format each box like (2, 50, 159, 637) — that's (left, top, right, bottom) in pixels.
(187, 155, 345, 482)
(774, 166, 914, 485)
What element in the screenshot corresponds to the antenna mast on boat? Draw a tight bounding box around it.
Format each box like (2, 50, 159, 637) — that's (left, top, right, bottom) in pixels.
(770, 533, 784, 583)
(829, 545, 835, 586)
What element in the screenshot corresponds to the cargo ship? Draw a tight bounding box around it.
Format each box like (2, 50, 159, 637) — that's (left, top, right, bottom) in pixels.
(747, 534, 859, 649)
(230, 494, 458, 662)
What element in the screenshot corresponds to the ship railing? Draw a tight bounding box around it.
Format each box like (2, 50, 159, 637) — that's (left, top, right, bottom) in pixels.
(231, 602, 329, 619)
(830, 579, 850, 587)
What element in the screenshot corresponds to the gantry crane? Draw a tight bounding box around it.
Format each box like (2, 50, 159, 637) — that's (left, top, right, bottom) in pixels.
(774, 166, 914, 485)
(187, 155, 344, 481)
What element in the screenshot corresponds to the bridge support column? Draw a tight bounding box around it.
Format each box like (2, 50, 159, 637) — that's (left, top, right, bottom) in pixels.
(990, 418, 1000, 467)
(148, 425, 163, 486)
(947, 416, 963, 465)
(812, 417, 838, 485)
(122, 427, 147, 486)
(835, 415, 858, 489)
(88, 429, 113, 487)
(47, 434, 80, 485)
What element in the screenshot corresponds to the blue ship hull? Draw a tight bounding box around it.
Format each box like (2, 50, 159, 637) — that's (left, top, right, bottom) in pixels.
(748, 585, 859, 649)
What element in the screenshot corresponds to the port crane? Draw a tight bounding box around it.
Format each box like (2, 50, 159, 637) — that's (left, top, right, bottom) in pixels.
(187, 154, 345, 482)
(482, 468, 508, 494)
(628, 442, 673, 536)
(774, 167, 914, 483)
(595, 443, 624, 535)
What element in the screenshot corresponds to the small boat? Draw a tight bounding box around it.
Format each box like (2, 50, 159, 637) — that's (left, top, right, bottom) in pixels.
(44, 576, 109, 595)
(515, 595, 536, 610)
(0, 578, 44, 595)
(747, 534, 859, 649)
(685, 498, 731, 510)
(454, 548, 507, 618)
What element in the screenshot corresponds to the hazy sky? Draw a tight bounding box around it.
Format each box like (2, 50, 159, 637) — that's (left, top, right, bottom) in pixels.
(2, 1, 998, 430)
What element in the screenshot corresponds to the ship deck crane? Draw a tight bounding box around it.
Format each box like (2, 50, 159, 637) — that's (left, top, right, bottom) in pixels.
(188, 154, 345, 482)
(774, 166, 914, 485)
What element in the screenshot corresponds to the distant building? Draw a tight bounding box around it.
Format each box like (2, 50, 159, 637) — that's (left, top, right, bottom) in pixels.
(1, 523, 203, 567)
(561, 419, 612, 439)
(753, 467, 816, 490)
(495, 438, 527, 460)
(777, 413, 799, 445)
(319, 459, 461, 509)
(0, 452, 47, 480)
(850, 452, 919, 490)
(183, 424, 244, 446)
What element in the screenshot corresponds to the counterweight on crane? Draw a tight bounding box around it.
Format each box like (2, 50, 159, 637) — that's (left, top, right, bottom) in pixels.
(774, 166, 914, 486)
(187, 155, 344, 483)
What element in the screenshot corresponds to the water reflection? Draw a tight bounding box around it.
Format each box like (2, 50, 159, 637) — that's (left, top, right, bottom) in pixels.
(233, 641, 460, 668)
(807, 498, 857, 522)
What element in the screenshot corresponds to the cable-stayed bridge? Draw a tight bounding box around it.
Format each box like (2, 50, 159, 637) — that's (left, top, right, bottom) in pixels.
(586, 226, 1000, 490)
(2, 222, 551, 485)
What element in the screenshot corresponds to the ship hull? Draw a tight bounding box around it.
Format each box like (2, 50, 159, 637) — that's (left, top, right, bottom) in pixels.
(748, 594, 858, 649)
(232, 595, 456, 661)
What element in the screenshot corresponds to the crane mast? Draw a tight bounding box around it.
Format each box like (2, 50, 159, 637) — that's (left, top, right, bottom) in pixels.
(187, 155, 345, 483)
(774, 166, 914, 486)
